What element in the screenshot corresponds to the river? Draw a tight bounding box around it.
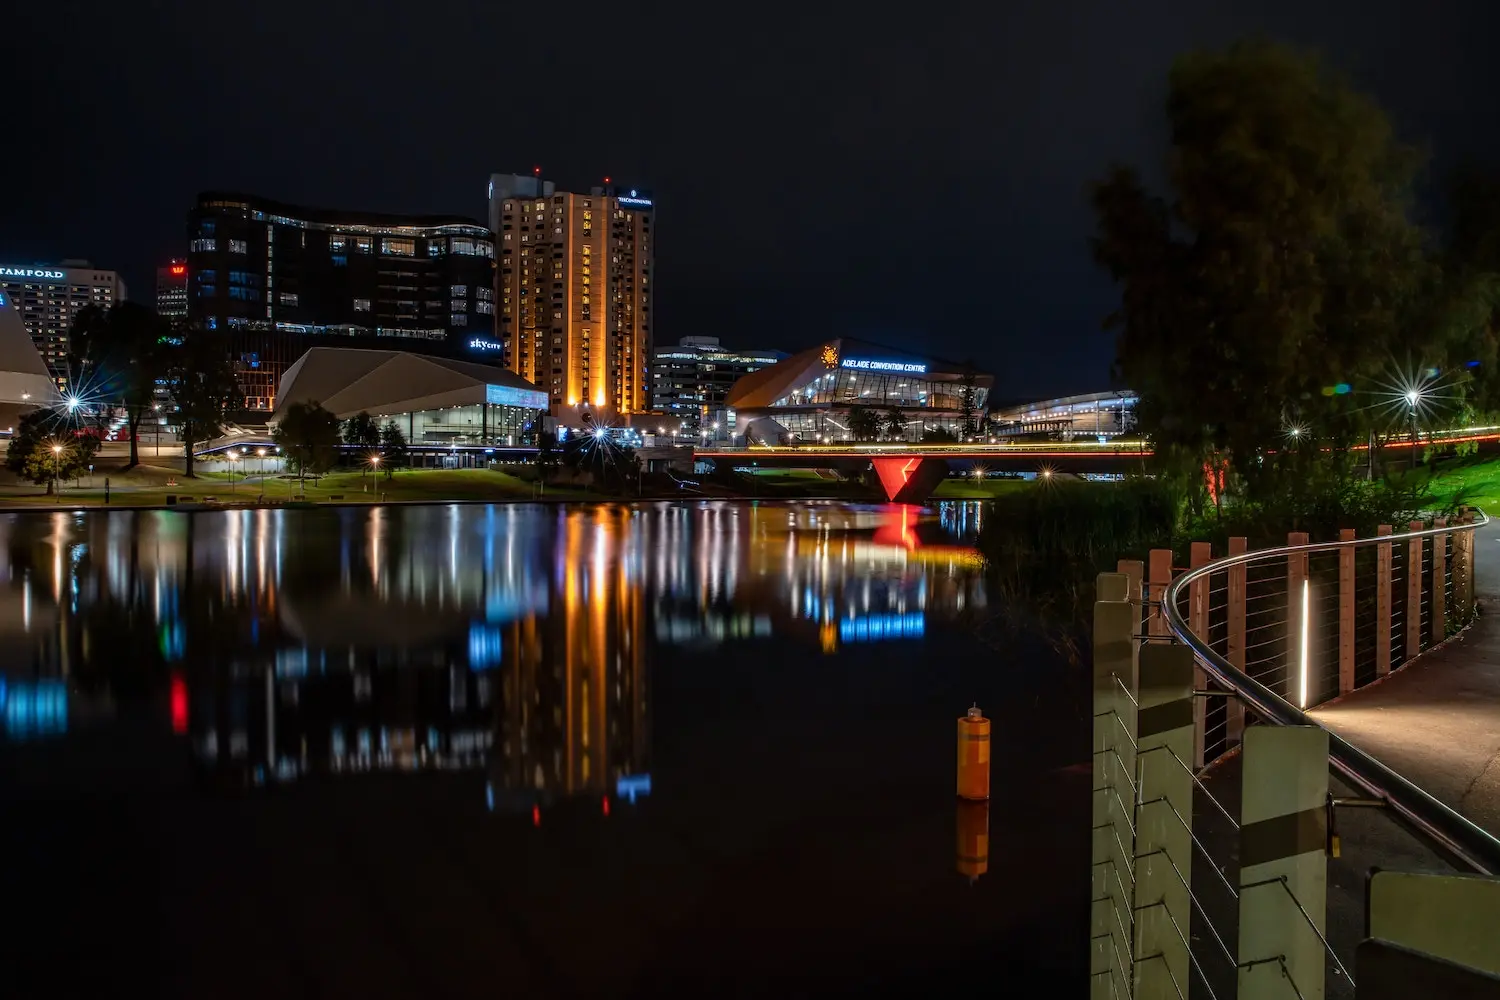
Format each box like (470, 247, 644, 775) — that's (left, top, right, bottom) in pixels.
(0, 500, 1088, 997)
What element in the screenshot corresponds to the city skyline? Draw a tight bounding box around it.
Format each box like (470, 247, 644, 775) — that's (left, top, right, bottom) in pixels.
(5, 1, 1500, 400)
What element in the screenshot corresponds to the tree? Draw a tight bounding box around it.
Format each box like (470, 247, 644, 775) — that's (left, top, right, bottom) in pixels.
(957, 364, 980, 440)
(922, 426, 958, 444)
(69, 302, 173, 469)
(272, 400, 342, 488)
(883, 407, 906, 441)
(1091, 40, 1464, 499)
(534, 429, 559, 482)
(342, 411, 381, 449)
(165, 330, 239, 479)
(378, 420, 408, 479)
(5, 410, 100, 494)
(845, 405, 882, 442)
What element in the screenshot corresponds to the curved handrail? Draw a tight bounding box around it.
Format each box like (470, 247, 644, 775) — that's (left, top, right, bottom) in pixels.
(1160, 511, 1500, 876)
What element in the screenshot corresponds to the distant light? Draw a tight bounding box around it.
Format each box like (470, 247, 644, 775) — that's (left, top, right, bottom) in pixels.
(1290, 427, 1300, 437)
(593, 426, 606, 440)
(1468, 360, 1482, 368)
(170, 673, 188, 734)
(1334, 382, 1351, 395)
(602, 796, 611, 817)
(1406, 389, 1420, 406)
(603, 176, 611, 184)
(65, 396, 78, 411)
(532, 804, 541, 827)
(533, 165, 541, 175)
(169, 265, 186, 276)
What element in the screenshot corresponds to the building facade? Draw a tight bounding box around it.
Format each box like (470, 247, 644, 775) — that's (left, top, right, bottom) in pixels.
(0, 261, 126, 387)
(155, 259, 188, 321)
(724, 338, 993, 444)
(987, 390, 1138, 440)
(186, 192, 496, 411)
(485, 172, 654, 420)
(650, 336, 786, 439)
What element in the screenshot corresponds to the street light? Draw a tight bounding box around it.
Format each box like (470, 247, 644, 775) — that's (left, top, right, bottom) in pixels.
(153, 403, 161, 457)
(51, 442, 62, 493)
(227, 448, 238, 493)
(1407, 388, 1423, 469)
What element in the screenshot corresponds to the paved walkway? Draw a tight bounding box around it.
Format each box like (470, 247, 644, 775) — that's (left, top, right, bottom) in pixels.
(1309, 518, 1500, 836)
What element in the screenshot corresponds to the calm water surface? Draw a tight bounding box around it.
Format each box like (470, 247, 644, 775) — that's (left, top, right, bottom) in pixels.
(0, 501, 1088, 998)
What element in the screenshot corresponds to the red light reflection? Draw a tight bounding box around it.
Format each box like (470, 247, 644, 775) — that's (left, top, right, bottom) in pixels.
(169, 673, 188, 734)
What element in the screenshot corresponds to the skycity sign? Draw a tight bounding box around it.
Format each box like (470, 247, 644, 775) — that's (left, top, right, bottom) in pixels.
(841, 358, 927, 374)
(468, 337, 504, 352)
(0, 266, 65, 280)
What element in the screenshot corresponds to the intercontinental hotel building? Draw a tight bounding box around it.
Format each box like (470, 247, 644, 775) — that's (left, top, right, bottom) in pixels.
(486, 172, 655, 419)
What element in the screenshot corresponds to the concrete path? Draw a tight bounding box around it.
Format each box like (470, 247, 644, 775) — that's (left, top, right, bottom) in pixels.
(1310, 517, 1500, 836)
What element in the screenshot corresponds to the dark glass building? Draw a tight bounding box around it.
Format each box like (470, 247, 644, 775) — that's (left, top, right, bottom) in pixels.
(186, 192, 497, 410)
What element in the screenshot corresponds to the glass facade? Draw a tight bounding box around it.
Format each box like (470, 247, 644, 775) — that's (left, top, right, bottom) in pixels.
(765, 368, 988, 443)
(378, 401, 541, 447)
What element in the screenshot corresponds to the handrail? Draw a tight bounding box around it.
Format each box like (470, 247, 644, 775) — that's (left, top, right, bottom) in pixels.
(1160, 511, 1500, 876)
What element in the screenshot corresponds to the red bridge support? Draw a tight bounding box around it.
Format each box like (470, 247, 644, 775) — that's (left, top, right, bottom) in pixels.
(870, 457, 950, 503)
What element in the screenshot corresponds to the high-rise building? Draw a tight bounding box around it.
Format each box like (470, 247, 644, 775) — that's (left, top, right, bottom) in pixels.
(155, 259, 188, 320)
(187, 192, 497, 410)
(650, 336, 786, 439)
(486, 172, 654, 420)
(0, 260, 127, 387)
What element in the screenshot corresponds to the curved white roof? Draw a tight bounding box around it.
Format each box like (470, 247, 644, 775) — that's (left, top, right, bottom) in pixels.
(0, 288, 58, 405)
(271, 347, 544, 422)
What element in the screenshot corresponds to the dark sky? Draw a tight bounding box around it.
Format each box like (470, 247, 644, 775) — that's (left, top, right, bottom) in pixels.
(3, 0, 1497, 399)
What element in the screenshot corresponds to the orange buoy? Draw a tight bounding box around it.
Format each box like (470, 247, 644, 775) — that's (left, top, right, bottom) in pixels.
(956, 704, 991, 801)
(956, 799, 990, 882)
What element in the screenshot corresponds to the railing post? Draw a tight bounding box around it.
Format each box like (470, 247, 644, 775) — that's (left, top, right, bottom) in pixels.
(1227, 536, 1247, 743)
(1237, 725, 1329, 1000)
(1338, 528, 1355, 696)
(1407, 520, 1424, 661)
(1118, 557, 1145, 640)
(1148, 549, 1172, 638)
(1133, 643, 1194, 1000)
(1376, 524, 1393, 677)
(1431, 516, 1447, 645)
(1287, 532, 1309, 707)
(1092, 573, 1137, 999)
(1189, 541, 1211, 768)
(1451, 514, 1473, 626)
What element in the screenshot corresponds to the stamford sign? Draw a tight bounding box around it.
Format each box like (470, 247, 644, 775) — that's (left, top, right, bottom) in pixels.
(841, 357, 927, 374)
(1, 266, 66, 280)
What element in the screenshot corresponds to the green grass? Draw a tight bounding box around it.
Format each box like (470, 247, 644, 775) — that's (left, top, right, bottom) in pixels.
(931, 478, 1034, 499)
(0, 467, 603, 508)
(1416, 454, 1500, 512)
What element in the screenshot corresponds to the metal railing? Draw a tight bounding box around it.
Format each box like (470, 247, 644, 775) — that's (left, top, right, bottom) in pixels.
(1089, 512, 1500, 1000)
(1160, 514, 1500, 876)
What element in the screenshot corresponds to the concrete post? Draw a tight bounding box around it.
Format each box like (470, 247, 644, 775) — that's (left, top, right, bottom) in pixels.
(1237, 726, 1329, 1000)
(1338, 528, 1355, 695)
(1189, 541, 1211, 767)
(1133, 643, 1195, 1000)
(1148, 549, 1173, 638)
(1376, 525, 1393, 677)
(1118, 558, 1145, 636)
(1226, 536, 1248, 743)
(1287, 532, 1309, 707)
(1431, 516, 1447, 644)
(1092, 573, 1137, 998)
(1407, 520, 1424, 661)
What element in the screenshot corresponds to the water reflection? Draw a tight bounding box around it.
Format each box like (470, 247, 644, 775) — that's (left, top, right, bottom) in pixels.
(0, 502, 985, 808)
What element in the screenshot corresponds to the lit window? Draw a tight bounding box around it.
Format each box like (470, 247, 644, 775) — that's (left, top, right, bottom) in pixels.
(354, 237, 373, 253)
(329, 235, 347, 252)
(229, 239, 248, 254)
(190, 238, 216, 252)
(383, 238, 415, 256)
(451, 299, 466, 311)
(353, 299, 371, 312)
(280, 292, 298, 306)
(331, 255, 347, 267)
(450, 285, 467, 297)
(451, 313, 468, 327)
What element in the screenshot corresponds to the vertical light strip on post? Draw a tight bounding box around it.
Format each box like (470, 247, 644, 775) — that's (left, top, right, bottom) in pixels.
(1299, 578, 1311, 709)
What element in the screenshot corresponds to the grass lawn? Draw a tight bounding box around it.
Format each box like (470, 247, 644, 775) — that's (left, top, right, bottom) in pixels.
(1418, 454, 1500, 511)
(0, 467, 603, 508)
(931, 478, 1033, 499)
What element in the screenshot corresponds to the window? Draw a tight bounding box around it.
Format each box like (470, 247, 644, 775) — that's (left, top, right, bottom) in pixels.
(383, 238, 415, 256)
(353, 299, 371, 311)
(197, 285, 217, 298)
(331, 255, 347, 267)
(229, 239, 248, 254)
(450, 312, 468, 327)
(450, 285, 466, 297)
(280, 292, 298, 306)
(455, 238, 484, 254)
(428, 240, 445, 257)
(476, 287, 492, 301)
(228, 287, 260, 301)
(191, 238, 216, 252)
(198, 269, 217, 283)
(476, 302, 493, 315)
(354, 237, 373, 254)
(329, 235, 346, 252)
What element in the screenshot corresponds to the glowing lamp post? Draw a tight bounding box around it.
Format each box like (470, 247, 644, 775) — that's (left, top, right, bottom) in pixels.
(1406, 388, 1422, 468)
(51, 443, 62, 494)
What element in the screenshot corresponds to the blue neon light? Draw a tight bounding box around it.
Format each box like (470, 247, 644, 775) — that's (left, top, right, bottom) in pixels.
(468, 624, 504, 670)
(616, 773, 652, 803)
(3, 680, 68, 739)
(838, 612, 925, 643)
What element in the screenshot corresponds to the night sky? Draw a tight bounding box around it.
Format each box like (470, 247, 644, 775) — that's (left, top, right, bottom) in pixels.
(4, 0, 1498, 399)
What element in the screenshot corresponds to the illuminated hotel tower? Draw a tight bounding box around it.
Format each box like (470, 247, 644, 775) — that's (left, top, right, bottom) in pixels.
(487, 171, 654, 420)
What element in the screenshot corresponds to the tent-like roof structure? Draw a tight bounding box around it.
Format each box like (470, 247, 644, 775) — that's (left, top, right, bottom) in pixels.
(0, 288, 58, 409)
(271, 347, 545, 423)
(724, 337, 992, 410)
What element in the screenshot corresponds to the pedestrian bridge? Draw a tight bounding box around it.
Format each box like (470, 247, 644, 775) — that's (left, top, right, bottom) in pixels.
(698, 440, 1153, 502)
